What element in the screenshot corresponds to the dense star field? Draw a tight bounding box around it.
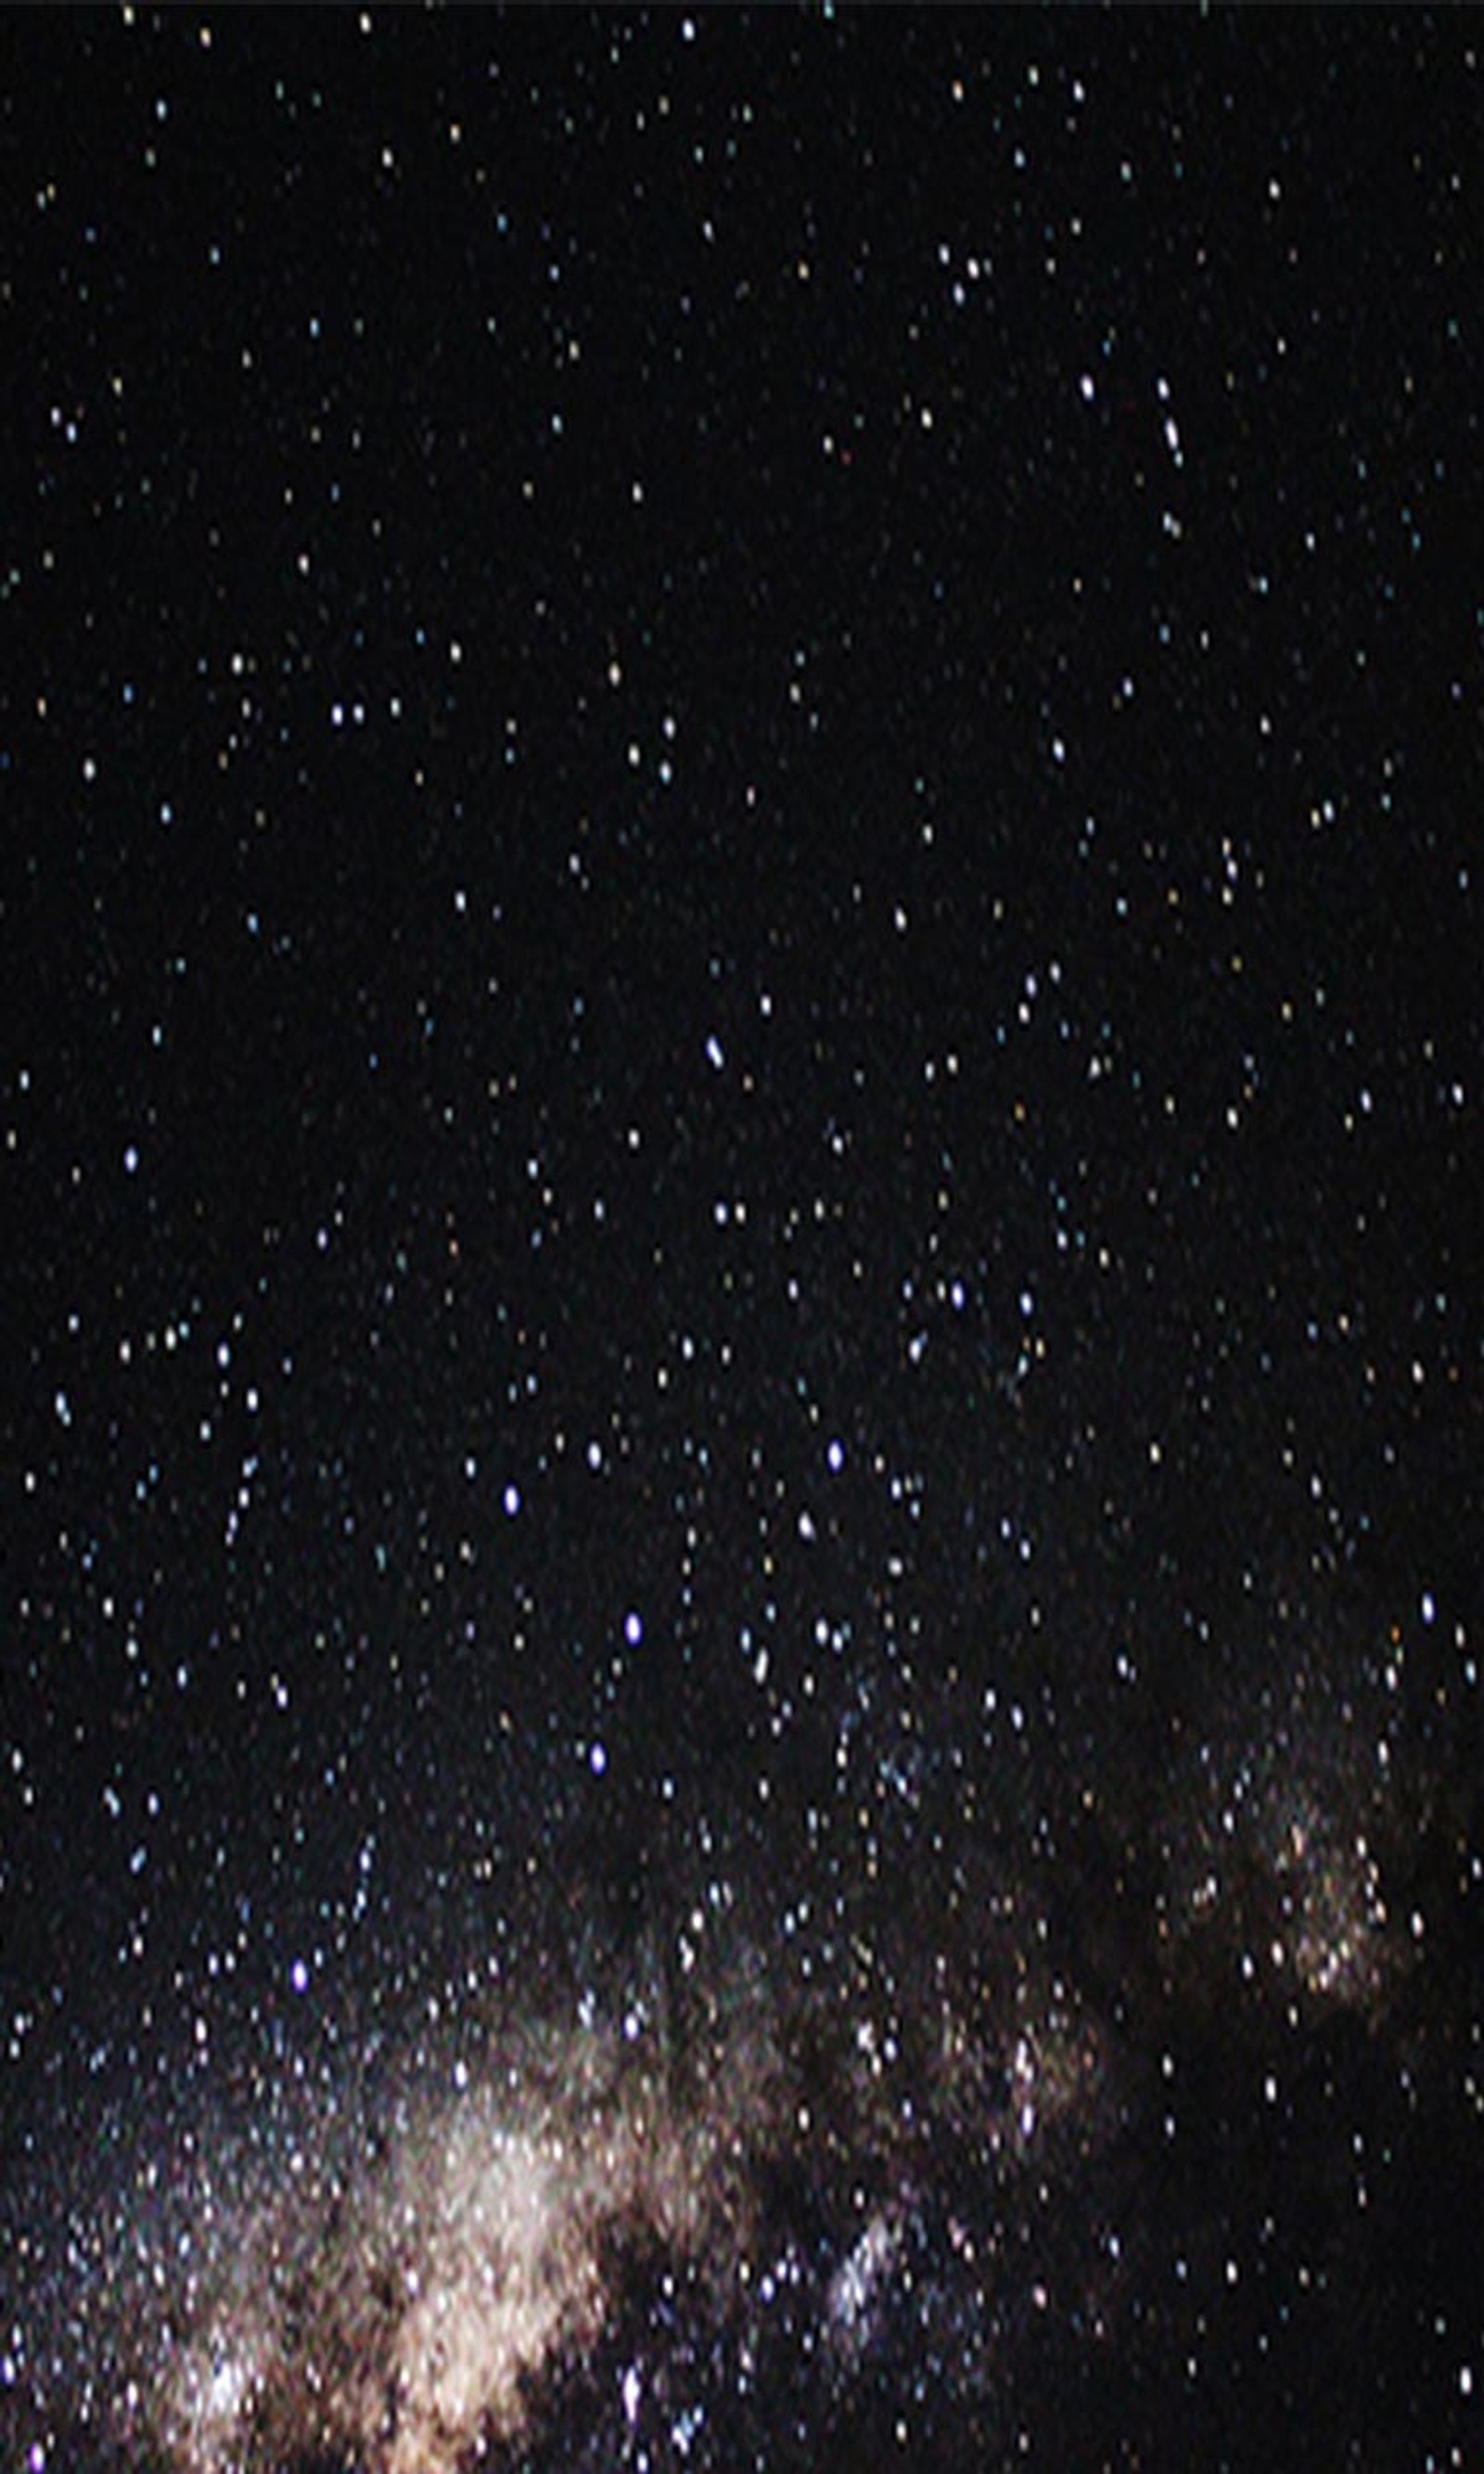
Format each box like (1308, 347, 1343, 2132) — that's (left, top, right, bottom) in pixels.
(4, 8, 1482, 2469)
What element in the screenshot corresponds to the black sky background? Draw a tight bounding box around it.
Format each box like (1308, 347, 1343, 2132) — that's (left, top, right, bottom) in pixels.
(3, 11, 1482, 2470)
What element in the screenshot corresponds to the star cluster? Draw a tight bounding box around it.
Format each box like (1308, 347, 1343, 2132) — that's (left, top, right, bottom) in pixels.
(3, 10, 1481, 2470)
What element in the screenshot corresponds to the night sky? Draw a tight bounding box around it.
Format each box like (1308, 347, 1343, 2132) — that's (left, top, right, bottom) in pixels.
(4, 8, 1482, 2470)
